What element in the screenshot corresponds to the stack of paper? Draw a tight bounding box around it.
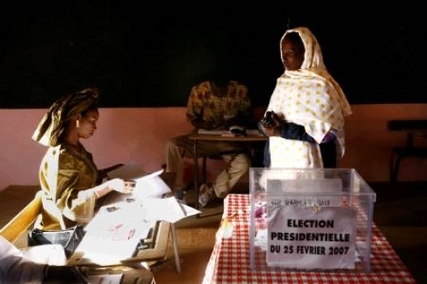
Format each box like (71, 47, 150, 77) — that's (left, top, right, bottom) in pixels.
(68, 164, 201, 265)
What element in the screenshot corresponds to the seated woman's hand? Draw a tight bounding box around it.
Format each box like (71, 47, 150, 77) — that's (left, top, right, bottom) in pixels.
(106, 178, 136, 194)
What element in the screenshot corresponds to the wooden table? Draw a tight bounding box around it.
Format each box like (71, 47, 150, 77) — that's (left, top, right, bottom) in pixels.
(202, 194, 417, 283)
(188, 130, 267, 210)
(87, 266, 155, 284)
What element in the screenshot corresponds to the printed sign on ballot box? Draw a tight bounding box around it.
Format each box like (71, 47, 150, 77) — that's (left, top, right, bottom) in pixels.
(265, 178, 357, 270)
(266, 205, 356, 269)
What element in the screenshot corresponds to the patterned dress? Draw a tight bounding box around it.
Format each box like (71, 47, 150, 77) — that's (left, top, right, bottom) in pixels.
(266, 27, 352, 168)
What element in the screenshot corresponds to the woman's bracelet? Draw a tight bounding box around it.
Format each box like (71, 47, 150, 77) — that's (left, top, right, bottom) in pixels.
(92, 188, 101, 199)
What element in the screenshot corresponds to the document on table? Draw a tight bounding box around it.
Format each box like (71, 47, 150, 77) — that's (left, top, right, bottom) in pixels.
(132, 169, 171, 198)
(104, 163, 200, 223)
(142, 196, 201, 223)
(69, 200, 154, 266)
(69, 164, 200, 265)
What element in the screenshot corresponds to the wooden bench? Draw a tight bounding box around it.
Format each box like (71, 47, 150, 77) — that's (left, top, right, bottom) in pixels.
(0, 190, 41, 244)
(388, 119, 427, 182)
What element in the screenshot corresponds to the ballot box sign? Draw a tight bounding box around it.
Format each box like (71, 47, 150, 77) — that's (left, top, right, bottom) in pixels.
(265, 178, 356, 270)
(266, 205, 357, 270)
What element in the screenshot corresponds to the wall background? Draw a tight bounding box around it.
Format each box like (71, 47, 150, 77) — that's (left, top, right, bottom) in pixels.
(1, 104, 427, 192)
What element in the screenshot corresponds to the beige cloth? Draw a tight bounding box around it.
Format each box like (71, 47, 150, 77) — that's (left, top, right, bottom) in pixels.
(166, 134, 250, 198)
(267, 27, 352, 168)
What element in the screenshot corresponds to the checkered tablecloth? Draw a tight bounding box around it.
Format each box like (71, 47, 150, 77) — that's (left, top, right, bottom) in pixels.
(202, 194, 416, 284)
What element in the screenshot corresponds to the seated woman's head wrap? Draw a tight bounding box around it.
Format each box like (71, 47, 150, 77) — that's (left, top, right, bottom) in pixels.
(32, 87, 99, 147)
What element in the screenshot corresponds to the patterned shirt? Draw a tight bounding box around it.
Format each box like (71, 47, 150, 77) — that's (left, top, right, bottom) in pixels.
(186, 80, 252, 127)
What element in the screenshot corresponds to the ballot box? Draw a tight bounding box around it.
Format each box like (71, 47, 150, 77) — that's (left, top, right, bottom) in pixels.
(249, 168, 376, 272)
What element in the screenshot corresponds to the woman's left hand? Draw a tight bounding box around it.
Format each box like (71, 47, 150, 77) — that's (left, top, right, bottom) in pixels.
(260, 124, 281, 137)
(107, 178, 135, 194)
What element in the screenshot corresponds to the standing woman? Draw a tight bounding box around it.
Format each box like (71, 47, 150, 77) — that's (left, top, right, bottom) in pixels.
(32, 87, 134, 230)
(259, 27, 352, 168)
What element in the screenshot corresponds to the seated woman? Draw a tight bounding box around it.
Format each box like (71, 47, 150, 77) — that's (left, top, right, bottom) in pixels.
(32, 87, 135, 230)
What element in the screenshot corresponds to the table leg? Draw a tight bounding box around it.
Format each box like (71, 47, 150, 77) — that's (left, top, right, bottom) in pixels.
(193, 139, 199, 210)
(170, 223, 181, 273)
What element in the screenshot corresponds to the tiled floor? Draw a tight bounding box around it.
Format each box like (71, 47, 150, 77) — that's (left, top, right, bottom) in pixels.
(1, 181, 426, 284)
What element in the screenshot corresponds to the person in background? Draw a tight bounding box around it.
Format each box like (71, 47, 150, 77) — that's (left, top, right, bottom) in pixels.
(259, 26, 352, 168)
(165, 69, 254, 208)
(32, 87, 135, 230)
(0, 235, 88, 283)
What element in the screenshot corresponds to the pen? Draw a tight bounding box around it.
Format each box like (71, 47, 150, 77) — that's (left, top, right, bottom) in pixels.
(127, 229, 135, 240)
(109, 223, 123, 231)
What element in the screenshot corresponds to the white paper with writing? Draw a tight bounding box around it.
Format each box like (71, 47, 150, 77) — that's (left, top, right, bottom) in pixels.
(266, 206, 356, 269)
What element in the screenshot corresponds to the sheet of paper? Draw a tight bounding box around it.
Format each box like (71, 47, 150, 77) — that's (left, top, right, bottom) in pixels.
(103, 166, 171, 205)
(87, 273, 123, 284)
(21, 244, 67, 265)
(70, 197, 199, 265)
(142, 196, 201, 223)
(84, 200, 153, 238)
(71, 201, 154, 266)
(133, 170, 171, 198)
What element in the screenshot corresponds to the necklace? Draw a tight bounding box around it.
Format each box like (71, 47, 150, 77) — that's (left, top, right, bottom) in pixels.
(64, 139, 82, 154)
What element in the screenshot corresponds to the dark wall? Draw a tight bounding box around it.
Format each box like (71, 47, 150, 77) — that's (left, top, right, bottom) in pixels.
(0, 3, 425, 108)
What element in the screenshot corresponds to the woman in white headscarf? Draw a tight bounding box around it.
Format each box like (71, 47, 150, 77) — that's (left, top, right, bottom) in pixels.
(259, 26, 352, 168)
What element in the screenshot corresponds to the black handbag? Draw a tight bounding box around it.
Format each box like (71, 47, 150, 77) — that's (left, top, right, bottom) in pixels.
(28, 225, 86, 258)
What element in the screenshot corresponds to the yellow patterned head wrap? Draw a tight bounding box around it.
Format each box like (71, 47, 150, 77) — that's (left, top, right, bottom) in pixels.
(32, 87, 99, 147)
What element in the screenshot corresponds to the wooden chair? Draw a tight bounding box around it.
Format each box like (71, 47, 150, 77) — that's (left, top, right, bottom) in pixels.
(388, 120, 427, 182)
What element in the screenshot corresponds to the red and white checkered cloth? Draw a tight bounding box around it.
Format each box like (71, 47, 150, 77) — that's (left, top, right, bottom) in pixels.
(202, 194, 416, 284)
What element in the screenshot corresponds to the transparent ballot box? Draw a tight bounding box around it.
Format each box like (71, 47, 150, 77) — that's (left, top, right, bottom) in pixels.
(249, 168, 376, 273)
